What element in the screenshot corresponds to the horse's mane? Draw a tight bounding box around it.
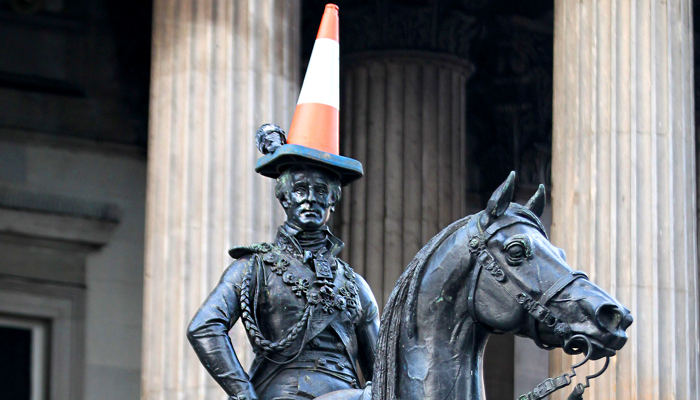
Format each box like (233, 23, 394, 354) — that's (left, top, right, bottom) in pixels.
(371, 215, 473, 400)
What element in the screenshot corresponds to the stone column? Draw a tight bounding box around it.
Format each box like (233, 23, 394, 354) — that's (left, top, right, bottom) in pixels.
(550, 1, 698, 399)
(142, 1, 299, 399)
(336, 52, 472, 307)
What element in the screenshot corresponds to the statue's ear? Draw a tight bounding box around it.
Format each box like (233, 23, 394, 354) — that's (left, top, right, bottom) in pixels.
(525, 184, 546, 218)
(480, 171, 516, 227)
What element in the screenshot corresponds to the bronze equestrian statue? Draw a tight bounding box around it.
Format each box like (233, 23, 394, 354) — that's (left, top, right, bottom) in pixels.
(188, 4, 632, 400)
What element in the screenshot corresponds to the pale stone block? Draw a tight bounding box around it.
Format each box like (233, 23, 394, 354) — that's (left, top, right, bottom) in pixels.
(87, 239, 145, 285)
(86, 321, 142, 369)
(87, 281, 143, 328)
(84, 365, 141, 400)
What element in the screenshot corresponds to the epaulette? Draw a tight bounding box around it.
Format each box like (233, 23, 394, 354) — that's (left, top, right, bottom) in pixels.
(337, 259, 357, 282)
(228, 242, 273, 259)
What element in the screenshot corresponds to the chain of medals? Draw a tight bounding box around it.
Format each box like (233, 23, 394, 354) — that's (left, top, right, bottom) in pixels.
(239, 242, 361, 355)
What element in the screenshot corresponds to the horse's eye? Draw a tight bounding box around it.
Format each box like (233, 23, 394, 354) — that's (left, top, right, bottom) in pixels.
(503, 235, 532, 265)
(506, 244, 526, 265)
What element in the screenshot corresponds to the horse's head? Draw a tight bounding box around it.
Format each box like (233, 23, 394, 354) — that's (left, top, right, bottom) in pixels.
(470, 172, 632, 360)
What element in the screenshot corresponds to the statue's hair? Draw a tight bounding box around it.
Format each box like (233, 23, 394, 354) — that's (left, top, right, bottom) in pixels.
(371, 215, 472, 400)
(275, 166, 342, 206)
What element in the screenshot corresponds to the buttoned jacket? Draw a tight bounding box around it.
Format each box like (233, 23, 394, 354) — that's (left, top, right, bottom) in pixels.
(187, 226, 379, 398)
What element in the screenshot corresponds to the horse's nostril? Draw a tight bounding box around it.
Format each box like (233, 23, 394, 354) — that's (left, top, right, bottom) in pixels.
(596, 304, 624, 332)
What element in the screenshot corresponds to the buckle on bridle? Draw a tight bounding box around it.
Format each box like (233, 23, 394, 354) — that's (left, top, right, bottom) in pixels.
(466, 223, 612, 400)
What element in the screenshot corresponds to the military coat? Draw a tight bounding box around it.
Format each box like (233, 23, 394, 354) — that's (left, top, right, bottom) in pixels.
(187, 225, 379, 400)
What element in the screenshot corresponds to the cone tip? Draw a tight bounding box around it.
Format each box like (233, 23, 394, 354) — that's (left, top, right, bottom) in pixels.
(317, 4, 340, 41)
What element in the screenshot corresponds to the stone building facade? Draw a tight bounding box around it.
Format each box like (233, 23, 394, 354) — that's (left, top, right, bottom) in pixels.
(0, 1, 697, 399)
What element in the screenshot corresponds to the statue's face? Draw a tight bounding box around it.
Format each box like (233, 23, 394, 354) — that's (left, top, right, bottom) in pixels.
(283, 169, 335, 230)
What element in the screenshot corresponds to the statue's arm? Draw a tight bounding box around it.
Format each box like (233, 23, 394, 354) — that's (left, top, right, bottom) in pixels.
(186, 258, 257, 400)
(354, 273, 380, 382)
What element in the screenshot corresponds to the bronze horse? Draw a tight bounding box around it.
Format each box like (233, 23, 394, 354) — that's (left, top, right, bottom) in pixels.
(318, 172, 632, 400)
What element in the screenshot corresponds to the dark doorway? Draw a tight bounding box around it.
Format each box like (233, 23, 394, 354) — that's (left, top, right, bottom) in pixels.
(0, 325, 32, 399)
(0, 315, 49, 400)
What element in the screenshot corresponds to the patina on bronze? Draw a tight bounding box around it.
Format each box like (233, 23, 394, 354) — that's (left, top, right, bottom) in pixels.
(187, 125, 379, 400)
(314, 172, 632, 400)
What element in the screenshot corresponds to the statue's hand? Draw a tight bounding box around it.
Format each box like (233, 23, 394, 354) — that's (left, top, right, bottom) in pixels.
(231, 381, 258, 400)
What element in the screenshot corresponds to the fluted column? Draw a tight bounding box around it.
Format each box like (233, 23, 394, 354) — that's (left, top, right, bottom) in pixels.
(336, 52, 472, 307)
(142, 1, 299, 399)
(550, 1, 698, 399)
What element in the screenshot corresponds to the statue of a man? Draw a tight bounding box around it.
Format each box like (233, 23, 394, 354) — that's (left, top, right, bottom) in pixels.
(187, 155, 379, 399)
(188, 6, 378, 399)
(187, 162, 379, 400)
(187, 157, 379, 400)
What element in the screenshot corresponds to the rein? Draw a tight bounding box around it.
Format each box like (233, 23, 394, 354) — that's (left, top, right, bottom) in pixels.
(519, 335, 611, 400)
(467, 211, 609, 400)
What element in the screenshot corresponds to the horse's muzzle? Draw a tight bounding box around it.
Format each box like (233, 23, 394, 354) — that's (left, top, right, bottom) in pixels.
(595, 303, 632, 351)
(563, 303, 632, 360)
(563, 335, 617, 360)
(596, 304, 633, 333)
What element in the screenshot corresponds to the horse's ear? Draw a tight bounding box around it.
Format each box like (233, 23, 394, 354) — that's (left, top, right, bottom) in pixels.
(525, 184, 546, 218)
(480, 171, 515, 227)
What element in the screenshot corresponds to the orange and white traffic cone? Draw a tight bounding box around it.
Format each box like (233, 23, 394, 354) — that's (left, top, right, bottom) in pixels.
(287, 4, 340, 155)
(255, 4, 363, 185)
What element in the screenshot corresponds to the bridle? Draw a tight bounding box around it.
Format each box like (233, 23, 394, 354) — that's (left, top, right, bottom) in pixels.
(466, 210, 586, 346)
(466, 210, 611, 400)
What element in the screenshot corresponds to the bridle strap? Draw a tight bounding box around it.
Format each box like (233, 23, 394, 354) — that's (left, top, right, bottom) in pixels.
(466, 212, 608, 400)
(529, 270, 588, 348)
(483, 217, 546, 240)
(468, 212, 586, 335)
(540, 271, 588, 306)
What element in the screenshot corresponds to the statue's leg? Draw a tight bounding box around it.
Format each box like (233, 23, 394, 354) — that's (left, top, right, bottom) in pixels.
(313, 387, 366, 400)
(297, 371, 354, 398)
(257, 370, 302, 400)
(257, 369, 355, 400)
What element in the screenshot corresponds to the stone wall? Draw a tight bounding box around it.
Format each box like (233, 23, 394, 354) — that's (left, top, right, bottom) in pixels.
(0, 140, 147, 400)
(0, 0, 151, 398)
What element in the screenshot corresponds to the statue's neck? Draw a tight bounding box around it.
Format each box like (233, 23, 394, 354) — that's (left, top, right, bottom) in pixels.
(279, 223, 344, 255)
(294, 230, 327, 253)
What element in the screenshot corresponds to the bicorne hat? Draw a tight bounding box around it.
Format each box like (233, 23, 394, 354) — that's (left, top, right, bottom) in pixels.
(254, 4, 363, 186)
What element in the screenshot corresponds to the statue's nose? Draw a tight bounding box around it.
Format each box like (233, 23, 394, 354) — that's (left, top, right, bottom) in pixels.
(596, 304, 632, 332)
(307, 190, 317, 203)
